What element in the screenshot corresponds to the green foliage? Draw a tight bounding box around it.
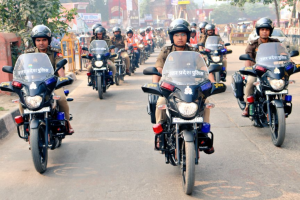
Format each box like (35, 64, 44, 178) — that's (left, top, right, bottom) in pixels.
(0, 0, 77, 47)
(224, 0, 294, 9)
(140, 0, 151, 18)
(210, 3, 276, 24)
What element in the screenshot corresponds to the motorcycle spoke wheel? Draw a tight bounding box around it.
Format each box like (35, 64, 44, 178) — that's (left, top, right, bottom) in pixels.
(97, 76, 103, 99)
(30, 125, 48, 173)
(115, 72, 120, 86)
(181, 142, 195, 195)
(270, 106, 286, 147)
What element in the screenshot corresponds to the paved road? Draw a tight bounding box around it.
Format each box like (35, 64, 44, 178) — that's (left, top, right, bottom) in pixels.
(1, 45, 300, 200)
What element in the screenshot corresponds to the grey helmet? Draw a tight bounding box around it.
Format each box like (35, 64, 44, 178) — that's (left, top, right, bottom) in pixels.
(191, 28, 197, 34)
(94, 26, 107, 38)
(199, 22, 208, 31)
(126, 27, 133, 35)
(190, 22, 197, 28)
(205, 24, 215, 34)
(92, 23, 102, 35)
(168, 18, 191, 43)
(112, 26, 122, 37)
(31, 25, 52, 47)
(139, 28, 145, 35)
(255, 17, 274, 36)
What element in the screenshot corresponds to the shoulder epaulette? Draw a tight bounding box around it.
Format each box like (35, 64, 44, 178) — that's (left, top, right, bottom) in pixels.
(24, 48, 35, 53)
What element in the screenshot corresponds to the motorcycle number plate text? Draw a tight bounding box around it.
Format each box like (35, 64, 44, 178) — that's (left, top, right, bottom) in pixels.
(172, 117, 203, 124)
(24, 107, 50, 114)
(265, 90, 288, 95)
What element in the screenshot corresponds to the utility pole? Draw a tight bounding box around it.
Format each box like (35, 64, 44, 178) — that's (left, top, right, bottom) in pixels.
(274, 0, 280, 27)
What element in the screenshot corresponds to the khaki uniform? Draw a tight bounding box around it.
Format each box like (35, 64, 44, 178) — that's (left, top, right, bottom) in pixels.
(111, 35, 130, 71)
(20, 46, 70, 121)
(87, 36, 116, 77)
(155, 44, 210, 124)
(244, 38, 279, 102)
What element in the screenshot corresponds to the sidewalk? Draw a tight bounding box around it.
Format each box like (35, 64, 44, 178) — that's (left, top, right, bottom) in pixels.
(0, 57, 80, 140)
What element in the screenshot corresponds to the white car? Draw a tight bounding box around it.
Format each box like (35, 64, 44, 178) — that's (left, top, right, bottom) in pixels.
(247, 28, 291, 51)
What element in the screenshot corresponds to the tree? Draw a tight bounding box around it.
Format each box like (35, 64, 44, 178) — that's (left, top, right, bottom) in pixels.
(0, 0, 77, 47)
(140, 0, 151, 18)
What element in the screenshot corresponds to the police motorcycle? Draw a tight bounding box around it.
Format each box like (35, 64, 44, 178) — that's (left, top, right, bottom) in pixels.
(156, 35, 164, 49)
(82, 40, 117, 99)
(138, 43, 146, 65)
(142, 51, 226, 195)
(232, 42, 299, 147)
(199, 36, 232, 82)
(127, 44, 139, 73)
(0, 53, 73, 173)
(113, 47, 129, 80)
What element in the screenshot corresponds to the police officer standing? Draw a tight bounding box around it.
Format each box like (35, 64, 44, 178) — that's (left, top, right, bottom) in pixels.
(153, 19, 215, 154)
(242, 18, 279, 117)
(23, 25, 74, 135)
(111, 27, 131, 75)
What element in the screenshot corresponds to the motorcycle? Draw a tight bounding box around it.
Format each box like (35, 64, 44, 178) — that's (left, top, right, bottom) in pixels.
(127, 45, 139, 74)
(142, 51, 226, 194)
(156, 35, 164, 49)
(0, 53, 73, 173)
(114, 47, 129, 80)
(138, 43, 146, 65)
(232, 42, 299, 147)
(82, 40, 117, 99)
(199, 36, 232, 82)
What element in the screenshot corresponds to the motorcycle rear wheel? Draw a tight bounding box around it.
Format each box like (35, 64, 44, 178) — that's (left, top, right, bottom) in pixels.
(270, 106, 286, 147)
(115, 72, 120, 86)
(182, 141, 195, 195)
(97, 76, 103, 99)
(30, 125, 48, 174)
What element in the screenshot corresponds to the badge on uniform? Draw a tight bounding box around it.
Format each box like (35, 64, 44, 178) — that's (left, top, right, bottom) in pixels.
(30, 82, 37, 90)
(184, 86, 193, 95)
(274, 67, 280, 74)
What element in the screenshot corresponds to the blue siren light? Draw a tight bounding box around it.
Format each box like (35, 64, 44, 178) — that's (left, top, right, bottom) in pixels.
(201, 122, 211, 133)
(45, 77, 56, 85)
(105, 52, 111, 57)
(57, 112, 65, 121)
(201, 82, 212, 91)
(285, 63, 293, 71)
(220, 48, 227, 53)
(64, 90, 69, 96)
(285, 95, 292, 102)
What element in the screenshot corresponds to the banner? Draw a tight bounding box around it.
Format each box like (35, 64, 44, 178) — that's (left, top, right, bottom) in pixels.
(78, 13, 101, 28)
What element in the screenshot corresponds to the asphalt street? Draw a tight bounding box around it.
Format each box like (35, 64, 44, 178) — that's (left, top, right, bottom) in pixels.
(1, 44, 300, 200)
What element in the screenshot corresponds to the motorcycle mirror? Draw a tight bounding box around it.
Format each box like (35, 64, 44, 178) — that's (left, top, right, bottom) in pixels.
(82, 47, 88, 51)
(2, 66, 13, 74)
(227, 49, 233, 54)
(290, 50, 299, 57)
(55, 59, 68, 74)
(208, 64, 223, 73)
(81, 54, 88, 59)
(109, 45, 115, 49)
(211, 82, 227, 95)
(239, 54, 255, 63)
(143, 67, 162, 76)
(225, 43, 231, 46)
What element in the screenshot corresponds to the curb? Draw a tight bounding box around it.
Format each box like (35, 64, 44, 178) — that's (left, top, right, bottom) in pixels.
(0, 108, 20, 139)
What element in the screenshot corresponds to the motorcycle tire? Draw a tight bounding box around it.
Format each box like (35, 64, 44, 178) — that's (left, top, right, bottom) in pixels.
(97, 76, 103, 99)
(30, 125, 48, 174)
(57, 138, 62, 148)
(115, 72, 120, 86)
(182, 141, 195, 195)
(237, 98, 246, 110)
(270, 106, 286, 147)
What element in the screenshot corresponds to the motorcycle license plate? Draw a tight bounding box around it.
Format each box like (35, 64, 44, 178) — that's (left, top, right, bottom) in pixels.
(265, 90, 288, 95)
(24, 107, 50, 114)
(94, 67, 106, 71)
(172, 117, 203, 124)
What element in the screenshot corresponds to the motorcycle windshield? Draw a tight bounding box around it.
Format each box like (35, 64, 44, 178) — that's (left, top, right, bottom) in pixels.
(255, 43, 290, 68)
(13, 53, 54, 82)
(205, 36, 224, 50)
(161, 51, 209, 85)
(89, 40, 109, 54)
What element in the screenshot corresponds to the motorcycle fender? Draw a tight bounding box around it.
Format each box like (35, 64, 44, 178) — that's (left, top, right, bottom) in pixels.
(271, 99, 284, 108)
(182, 130, 195, 142)
(30, 119, 40, 129)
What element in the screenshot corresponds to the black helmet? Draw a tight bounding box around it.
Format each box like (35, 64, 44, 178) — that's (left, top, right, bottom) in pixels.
(113, 27, 121, 33)
(146, 26, 151, 32)
(94, 26, 107, 38)
(199, 22, 208, 30)
(31, 25, 52, 47)
(190, 22, 197, 28)
(139, 28, 145, 35)
(255, 17, 274, 36)
(205, 24, 215, 34)
(168, 18, 191, 43)
(126, 27, 133, 35)
(92, 23, 102, 35)
(191, 28, 196, 33)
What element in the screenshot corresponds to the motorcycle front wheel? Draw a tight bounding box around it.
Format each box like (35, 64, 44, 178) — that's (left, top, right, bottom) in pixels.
(182, 141, 195, 195)
(270, 105, 286, 147)
(115, 72, 120, 86)
(97, 76, 103, 99)
(30, 125, 48, 174)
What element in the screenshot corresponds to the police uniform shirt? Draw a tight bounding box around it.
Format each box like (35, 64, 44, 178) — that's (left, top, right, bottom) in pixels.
(111, 35, 126, 49)
(246, 38, 280, 60)
(24, 46, 63, 70)
(155, 44, 198, 69)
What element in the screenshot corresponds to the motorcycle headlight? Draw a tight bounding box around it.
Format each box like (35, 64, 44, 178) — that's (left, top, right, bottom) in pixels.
(95, 61, 103, 67)
(269, 78, 285, 90)
(177, 101, 198, 117)
(25, 96, 42, 109)
(212, 56, 221, 62)
(139, 44, 144, 48)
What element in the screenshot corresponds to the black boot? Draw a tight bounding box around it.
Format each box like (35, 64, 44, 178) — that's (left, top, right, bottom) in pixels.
(221, 71, 227, 82)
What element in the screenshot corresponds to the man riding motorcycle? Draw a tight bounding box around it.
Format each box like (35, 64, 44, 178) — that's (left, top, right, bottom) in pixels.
(126, 27, 140, 68)
(199, 21, 208, 42)
(139, 29, 151, 52)
(146, 26, 155, 50)
(153, 18, 215, 154)
(87, 26, 117, 86)
(111, 26, 131, 75)
(22, 25, 74, 135)
(189, 28, 198, 46)
(242, 18, 280, 116)
(200, 24, 228, 81)
(92, 23, 102, 35)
